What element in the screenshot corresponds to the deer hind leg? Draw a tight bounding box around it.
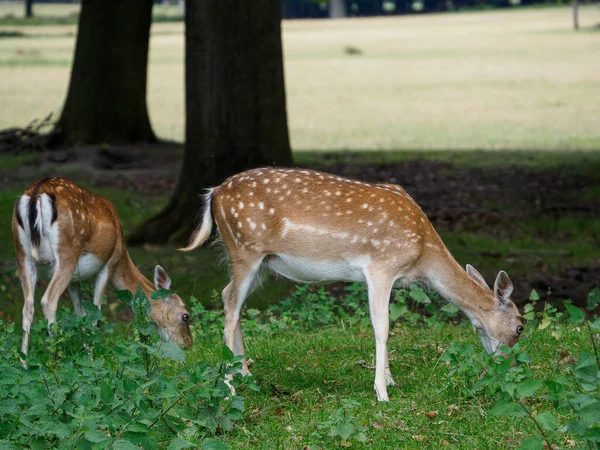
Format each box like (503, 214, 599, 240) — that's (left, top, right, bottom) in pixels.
(223, 258, 264, 376)
(366, 272, 394, 402)
(92, 264, 111, 310)
(67, 284, 86, 317)
(17, 253, 37, 357)
(40, 252, 79, 326)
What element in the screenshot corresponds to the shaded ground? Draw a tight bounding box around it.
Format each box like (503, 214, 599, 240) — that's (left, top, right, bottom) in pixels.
(2, 144, 599, 307)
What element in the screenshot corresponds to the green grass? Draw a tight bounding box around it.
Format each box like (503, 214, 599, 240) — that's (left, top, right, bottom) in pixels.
(198, 322, 585, 449)
(2, 281, 597, 449)
(296, 149, 600, 172)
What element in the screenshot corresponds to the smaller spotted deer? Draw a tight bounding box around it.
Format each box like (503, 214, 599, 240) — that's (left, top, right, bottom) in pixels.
(181, 167, 524, 402)
(12, 178, 193, 356)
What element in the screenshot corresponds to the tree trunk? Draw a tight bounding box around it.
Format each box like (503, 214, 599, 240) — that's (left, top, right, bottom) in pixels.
(52, 0, 156, 147)
(572, 0, 579, 30)
(128, 0, 292, 245)
(25, 0, 33, 18)
(329, 0, 347, 18)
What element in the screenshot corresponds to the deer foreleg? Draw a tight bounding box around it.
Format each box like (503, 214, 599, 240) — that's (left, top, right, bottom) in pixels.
(366, 272, 394, 402)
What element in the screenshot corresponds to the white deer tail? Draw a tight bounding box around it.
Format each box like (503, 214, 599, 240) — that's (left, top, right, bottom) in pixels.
(179, 189, 214, 252)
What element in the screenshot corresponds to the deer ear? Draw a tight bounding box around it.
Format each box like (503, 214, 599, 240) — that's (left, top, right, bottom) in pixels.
(154, 265, 172, 290)
(466, 264, 488, 289)
(494, 271, 513, 305)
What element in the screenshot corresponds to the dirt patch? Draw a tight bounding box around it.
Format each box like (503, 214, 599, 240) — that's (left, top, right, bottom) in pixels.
(4, 144, 599, 306)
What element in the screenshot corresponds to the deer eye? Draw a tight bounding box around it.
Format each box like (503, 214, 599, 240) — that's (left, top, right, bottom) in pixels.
(182, 313, 190, 323)
(516, 325, 524, 336)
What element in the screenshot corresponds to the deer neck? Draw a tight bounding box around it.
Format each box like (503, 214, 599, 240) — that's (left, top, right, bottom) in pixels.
(110, 251, 154, 299)
(423, 250, 495, 321)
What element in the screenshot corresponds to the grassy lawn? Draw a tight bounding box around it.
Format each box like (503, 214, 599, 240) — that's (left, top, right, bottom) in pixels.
(194, 321, 591, 449)
(1, 282, 597, 449)
(0, 6, 599, 149)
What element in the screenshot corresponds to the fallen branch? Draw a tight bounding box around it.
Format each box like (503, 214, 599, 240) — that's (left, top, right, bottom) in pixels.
(0, 113, 56, 153)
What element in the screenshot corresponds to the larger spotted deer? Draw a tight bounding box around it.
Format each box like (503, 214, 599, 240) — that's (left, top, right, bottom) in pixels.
(181, 167, 524, 401)
(12, 178, 193, 356)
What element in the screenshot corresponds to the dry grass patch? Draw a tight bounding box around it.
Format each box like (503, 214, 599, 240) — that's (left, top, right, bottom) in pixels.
(0, 6, 599, 150)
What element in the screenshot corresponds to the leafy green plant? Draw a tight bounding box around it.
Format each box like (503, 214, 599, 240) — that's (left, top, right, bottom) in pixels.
(308, 398, 367, 447)
(0, 286, 255, 449)
(441, 289, 600, 450)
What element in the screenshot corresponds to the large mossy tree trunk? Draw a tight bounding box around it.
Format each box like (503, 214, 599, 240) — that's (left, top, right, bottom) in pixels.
(129, 0, 292, 245)
(52, 0, 156, 147)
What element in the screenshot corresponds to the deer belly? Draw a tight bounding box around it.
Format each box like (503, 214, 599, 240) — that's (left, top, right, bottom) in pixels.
(71, 253, 104, 282)
(266, 254, 368, 284)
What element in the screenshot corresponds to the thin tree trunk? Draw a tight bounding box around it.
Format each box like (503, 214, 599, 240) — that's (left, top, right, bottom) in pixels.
(25, 0, 33, 18)
(129, 0, 292, 245)
(572, 0, 579, 30)
(51, 0, 156, 147)
(329, 0, 347, 18)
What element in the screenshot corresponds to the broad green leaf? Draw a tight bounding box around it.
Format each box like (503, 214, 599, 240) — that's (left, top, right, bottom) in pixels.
(389, 303, 407, 321)
(201, 438, 229, 450)
(222, 345, 234, 361)
(84, 429, 109, 443)
(47, 421, 72, 438)
(113, 440, 142, 450)
(544, 381, 565, 402)
(574, 353, 598, 384)
(519, 437, 543, 450)
(535, 412, 558, 431)
(580, 425, 600, 440)
(151, 289, 173, 300)
(115, 289, 133, 304)
(337, 421, 354, 440)
(516, 380, 542, 398)
(490, 399, 526, 417)
(564, 301, 585, 324)
(515, 352, 531, 364)
(577, 400, 600, 421)
(156, 342, 186, 362)
(590, 318, 600, 331)
(123, 431, 158, 450)
(355, 432, 367, 442)
(164, 414, 186, 433)
(137, 323, 155, 336)
(440, 303, 459, 316)
(409, 286, 430, 304)
(126, 423, 150, 433)
(168, 438, 193, 450)
(587, 287, 600, 310)
(529, 290, 540, 301)
(100, 381, 114, 405)
(230, 396, 245, 412)
(0, 440, 19, 450)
